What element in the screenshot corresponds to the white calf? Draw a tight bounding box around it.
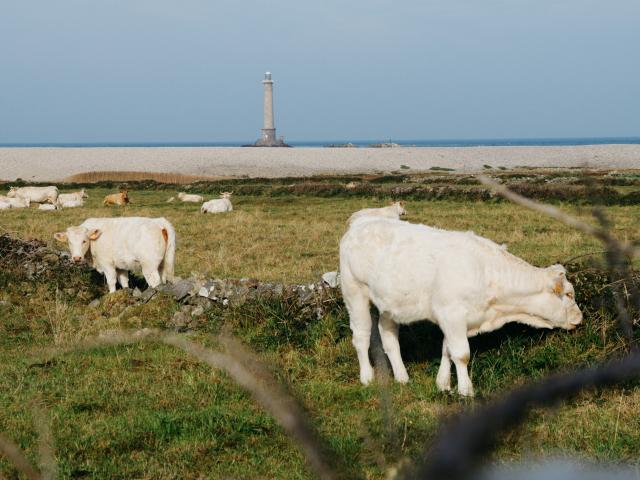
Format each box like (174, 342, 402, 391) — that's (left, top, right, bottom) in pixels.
(8, 186, 58, 204)
(340, 217, 582, 396)
(55, 217, 176, 293)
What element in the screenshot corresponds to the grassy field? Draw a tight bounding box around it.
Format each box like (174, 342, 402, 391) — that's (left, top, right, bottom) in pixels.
(1, 181, 639, 478)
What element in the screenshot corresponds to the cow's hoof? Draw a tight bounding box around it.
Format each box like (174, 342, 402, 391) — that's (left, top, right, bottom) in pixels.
(360, 368, 375, 385)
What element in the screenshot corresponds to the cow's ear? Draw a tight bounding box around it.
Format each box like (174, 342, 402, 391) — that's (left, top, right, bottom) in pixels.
(552, 277, 564, 295)
(88, 229, 102, 241)
(54, 232, 67, 242)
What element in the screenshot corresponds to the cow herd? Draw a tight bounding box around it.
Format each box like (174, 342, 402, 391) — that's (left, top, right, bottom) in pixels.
(2, 185, 584, 395)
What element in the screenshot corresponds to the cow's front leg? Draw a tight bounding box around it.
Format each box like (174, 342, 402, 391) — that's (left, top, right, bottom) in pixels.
(436, 339, 452, 392)
(438, 308, 474, 397)
(116, 269, 129, 289)
(378, 313, 409, 383)
(103, 266, 118, 293)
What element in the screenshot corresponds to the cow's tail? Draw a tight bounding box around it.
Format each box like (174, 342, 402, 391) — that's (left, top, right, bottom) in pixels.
(158, 218, 176, 284)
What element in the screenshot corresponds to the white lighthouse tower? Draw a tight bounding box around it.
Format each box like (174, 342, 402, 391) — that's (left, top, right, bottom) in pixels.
(251, 72, 289, 147)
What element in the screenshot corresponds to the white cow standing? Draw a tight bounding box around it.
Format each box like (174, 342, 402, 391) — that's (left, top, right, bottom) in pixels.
(201, 192, 233, 214)
(339, 217, 583, 396)
(55, 217, 176, 293)
(8, 186, 59, 204)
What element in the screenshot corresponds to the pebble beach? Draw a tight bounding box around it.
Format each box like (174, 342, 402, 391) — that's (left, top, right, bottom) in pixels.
(1, 144, 639, 182)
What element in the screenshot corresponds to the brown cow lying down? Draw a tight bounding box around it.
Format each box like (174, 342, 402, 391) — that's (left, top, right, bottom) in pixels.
(103, 190, 130, 206)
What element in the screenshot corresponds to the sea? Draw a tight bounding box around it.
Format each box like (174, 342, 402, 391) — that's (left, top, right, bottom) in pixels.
(1, 137, 640, 148)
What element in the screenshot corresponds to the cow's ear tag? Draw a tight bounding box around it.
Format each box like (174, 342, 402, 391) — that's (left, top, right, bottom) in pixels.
(553, 279, 563, 295)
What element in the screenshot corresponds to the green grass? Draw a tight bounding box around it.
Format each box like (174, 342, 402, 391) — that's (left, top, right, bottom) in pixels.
(1, 184, 640, 478)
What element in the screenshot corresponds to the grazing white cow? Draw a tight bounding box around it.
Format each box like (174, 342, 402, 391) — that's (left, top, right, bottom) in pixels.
(177, 192, 204, 203)
(339, 217, 583, 396)
(57, 189, 88, 204)
(54, 217, 176, 293)
(347, 201, 407, 224)
(38, 203, 59, 211)
(8, 186, 58, 204)
(201, 192, 233, 214)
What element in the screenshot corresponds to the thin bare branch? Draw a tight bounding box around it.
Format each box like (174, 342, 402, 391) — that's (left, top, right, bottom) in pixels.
(0, 433, 42, 480)
(406, 353, 640, 480)
(477, 175, 639, 259)
(40, 329, 341, 480)
(32, 406, 56, 480)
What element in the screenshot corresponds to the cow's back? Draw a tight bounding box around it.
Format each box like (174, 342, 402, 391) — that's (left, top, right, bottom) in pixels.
(82, 217, 168, 268)
(340, 218, 490, 323)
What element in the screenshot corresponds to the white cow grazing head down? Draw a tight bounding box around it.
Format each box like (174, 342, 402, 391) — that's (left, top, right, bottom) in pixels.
(339, 217, 582, 396)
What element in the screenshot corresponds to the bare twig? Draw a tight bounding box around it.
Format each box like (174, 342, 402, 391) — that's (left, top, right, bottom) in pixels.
(163, 334, 340, 480)
(478, 176, 639, 259)
(40, 329, 341, 480)
(32, 406, 56, 480)
(407, 354, 640, 480)
(0, 433, 42, 480)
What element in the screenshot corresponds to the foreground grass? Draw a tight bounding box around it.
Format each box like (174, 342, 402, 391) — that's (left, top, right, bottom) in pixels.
(1, 185, 640, 478)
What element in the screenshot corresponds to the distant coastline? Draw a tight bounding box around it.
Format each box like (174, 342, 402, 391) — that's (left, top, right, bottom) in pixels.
(1, 144, 640, 182)
(1, 137, 640, 149)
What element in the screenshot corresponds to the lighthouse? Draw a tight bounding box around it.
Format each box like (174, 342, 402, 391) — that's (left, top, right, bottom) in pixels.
(250, 72, 289, 147)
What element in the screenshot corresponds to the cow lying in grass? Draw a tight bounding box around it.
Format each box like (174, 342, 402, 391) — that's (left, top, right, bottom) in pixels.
(177, 192, 204, 203)
(339, 217, 583, 396)
(201, 192, 233, 214)
(347, 201, 407, 224)
(54, 217, 176, 293)
(57, 189, 88, 205)
(0, 196, 30, 209)
(103, 190, 130, 206)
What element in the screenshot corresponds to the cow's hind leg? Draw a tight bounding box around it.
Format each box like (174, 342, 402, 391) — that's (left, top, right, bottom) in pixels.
(343, 282, 375, 385)
(378, 313, 409, 383)
(438, 307, 474, 397)
(436, 339, 452, 392)
(116, 269, 129, 289)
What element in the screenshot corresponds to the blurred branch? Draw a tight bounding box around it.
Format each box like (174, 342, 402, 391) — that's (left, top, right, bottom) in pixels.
(41, 329, 341, 480)
(0, 433, 42, 480)
(478, 176, 639, 259)
(32, 406, 56, 480)
(408, 354, 640, 480)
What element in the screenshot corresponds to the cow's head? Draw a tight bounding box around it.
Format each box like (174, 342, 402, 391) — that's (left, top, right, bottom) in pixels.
(220, 192, 232, 199)
(177, 192, 186, 199)
(392, 201, 407, 217)
(81, 189, 88, 198)
(7, 187, 17, 198)
(526, 265, 583, 330)
(54, 226, 102, 263)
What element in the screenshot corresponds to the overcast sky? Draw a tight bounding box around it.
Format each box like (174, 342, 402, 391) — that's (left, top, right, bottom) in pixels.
(1, 0, 638, 143)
